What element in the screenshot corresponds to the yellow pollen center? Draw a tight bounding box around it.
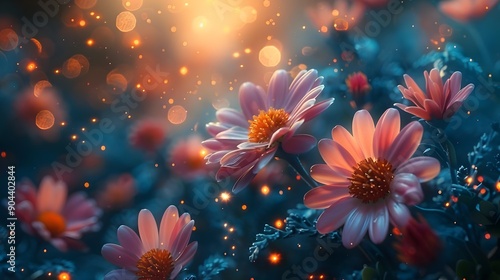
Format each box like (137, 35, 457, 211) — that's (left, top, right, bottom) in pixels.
(348, 158, 394, 203)
(36, 211, 66, 236)
(136, 248, 175, 280)
(248, 107, 289, 143)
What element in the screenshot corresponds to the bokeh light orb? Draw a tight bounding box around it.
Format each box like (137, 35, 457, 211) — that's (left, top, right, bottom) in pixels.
(34, 80, 52, 97)
(35, 110, 55, 130)
(62, 58, 82, 79)
(116, 11, 137, 32)
(240, 6, 258, 23)
(75, 0, 97, 9)
(122, 0, 143, 11)
(168, 105, 187, 124)
(0, 28, 18, 51)
(259, 45, 281, 67)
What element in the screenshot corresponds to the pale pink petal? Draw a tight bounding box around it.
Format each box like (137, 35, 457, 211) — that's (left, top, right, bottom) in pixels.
(447, 83, 474, 107)
(403, 74, 426, 107)
(386, 121, 423, 168)
(331, 125, 363, 162)
(17, 201, 35, 223)
(216, 127, 248, 141)
(391, 173, 423, 206)
(216, 108, 248, 128)
(267, 69, 289, 108)
(395, 103, 431, 120)
(282, 134, 317, 154)
(289, 85, 324, 117)
(368, 203, 389, 244)
(171, 220, 194, 259)
(101, 244, 139, 271)
(352, 110, 375, 158)
(201, 139, 225, 150)
(299, 97, 333, 122)
(447, 71, 463, 102)
(170, 265, 183, 280)
(205, 150, 230, 164)
(303, 186, 350, 209)
(138, 209, 159, 251)
(64, 193, 100, 221)
(159, 205, 179, 250)
(117, 225, 145, 258)
(315, 197, 357, 234)
(373, 108, 400, 159)
(396, 157, 440, 182)
(104, 269, 136, 280)
(50, 238, 68, 252)
(426, 69, 444, 108)
(175, 241, 198, 267)
(423, 99, 443, 119)
(387, 199, 411, 228)
(342, 205, 371, 248)
(268, 127, 292, 146)
(168, 213, 191, 249)
(319, 139, 358, 172)
(32, 221, 51, 240)
(310, 164, 351, 185)
(37, 177, 67, 213)
(239, 82, 267, 120)
(237, 142, 267, 149)
(286, 69, 320, 111)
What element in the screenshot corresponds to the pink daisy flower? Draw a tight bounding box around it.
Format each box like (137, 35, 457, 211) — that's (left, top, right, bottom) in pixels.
(303, 108, 440, 248)
(395, 68, 475, 121)
(16, 176, 101, 251)
(203, 69, 334, 193)
(102, 206, 197, 280)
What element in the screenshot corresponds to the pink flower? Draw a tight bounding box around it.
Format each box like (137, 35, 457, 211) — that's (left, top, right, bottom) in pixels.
(440, 0, 498, 22)
(15, 176, 101, 251)
(394, 215, 442, 267)
(346, 72, 371, 108)
(129, 119, 166, 154)
(97, 174, 136, 210)
(303, 108, 440, 248)
(169, 134, 213, 181)
(395, 68, 474, 121)
(203, 69, 334, 193)
(101, 206, 197, 280)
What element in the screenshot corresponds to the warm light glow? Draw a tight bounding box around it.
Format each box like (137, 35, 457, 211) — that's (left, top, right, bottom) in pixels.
(79, 20, 86, 27)
(58, 272, 71, 280)
(261, 185, 270, 195)
(485, 233, 491, 239)
(241, 204, 247, 210)
(167, 105, 187, 125)
(179, 66, 188, 75)
(116, 11, 136, 32)
(392, 227, 402, 236)
(84, 182, 90, 188)
(269, 253, 281, 264)
(220, 192, 231, 202)
(259, 45, 281, 67)
(26, 62, 37, 72)
(1, 151, 6, 158)
(496, 181, 500, 192)
(35, 110, 55, 130)
(274, 219, 283, 228)
(465, 176, 473, 185)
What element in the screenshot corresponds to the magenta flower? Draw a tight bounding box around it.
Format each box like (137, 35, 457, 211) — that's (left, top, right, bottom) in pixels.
(102, 206, 197, 280)
(203, 69, 334, 193)
(304, 109, 440, 248)
(395, 68, 474, 121)
(16, 176, 101, 251)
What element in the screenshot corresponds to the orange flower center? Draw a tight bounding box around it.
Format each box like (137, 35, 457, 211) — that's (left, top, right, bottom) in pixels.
(348, 158, 394, 203)
(36, 211, 66, 236)
(248, 108, 289, 143)
(136, 249, 175, 280)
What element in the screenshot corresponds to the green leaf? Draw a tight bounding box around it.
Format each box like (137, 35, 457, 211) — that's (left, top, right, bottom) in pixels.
(456, 259, 475, 279)
(362, 266, 377, 280)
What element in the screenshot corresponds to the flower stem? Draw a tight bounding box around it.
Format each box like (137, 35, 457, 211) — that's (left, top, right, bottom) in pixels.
(276, 146, 317, 189)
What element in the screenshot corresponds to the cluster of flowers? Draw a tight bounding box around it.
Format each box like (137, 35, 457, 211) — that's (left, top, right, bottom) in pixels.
(16, 66, 474, 278)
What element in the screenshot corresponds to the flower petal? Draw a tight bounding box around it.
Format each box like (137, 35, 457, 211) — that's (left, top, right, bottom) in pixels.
(282, 134, 317, 154)
(104, 269, 137, 280)
(286, 69, 321, 111)
(239, 82, 267, 120)
(318, 139, 357, 173)
(303, 186, 350, 209)
(159, 205, 179, 250)
(101, 244, 139, 271)
(117, 225, 144, 258)
(368, 203, 389, 244)
(300, 97, 333, 122)
(37, 177, 67, 213)
(171, 220, 195, 259)
(387, 199, 411, 228)
(352, 110, 375, 158)
(386, 121, 423, 168)
(310, 164, 351, 185)
(396, 156, 440, 182)
(315, 197, 357, 234)
(391, 173, 423, 206)
(216, 108, 248, 128)
(175, 241, 198, 267)
(342, 205, 370, 248)
(373, 108, 400, 159)
(267, 69, 289, 109)
(138, 209, 159, 251)
(331, 125, 363, 162)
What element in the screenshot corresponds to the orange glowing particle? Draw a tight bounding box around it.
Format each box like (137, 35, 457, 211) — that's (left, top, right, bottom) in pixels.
(244, 48, 251, 54)
(241, 204, 247, 210)
(444, 202, 450, 207)
(485, 233, 491, 239)
(179, 66, 188, 75)
(58, 272, 71, 280)
(465, 176, 473, 185)
(1, 151, 6, 158)
(84, 182, 90, 188)
(320, 25, 328, 33)
(220, 192, 231, 201)
(451, 196, 458, 203)
(87, 39, 94, 46)
(269, 253, 281, 264)
(101, 145, 106, 151)
(392, 227, 402, 236)
(477, 176, 484, 182)
(233, 52, 240, 58)
(496, 181, 500, 192)
(133, 39, 140, 46)
(332, 9, 340, 16)
(261, 185, 270, 195)
(274, 219, 283, 228)
(79, 20, 86, 27)
(480, 188, 487, 195)
(26, 62, 36, 72)
(334, 19, 349, 31)
(296, 175, 301, 181)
